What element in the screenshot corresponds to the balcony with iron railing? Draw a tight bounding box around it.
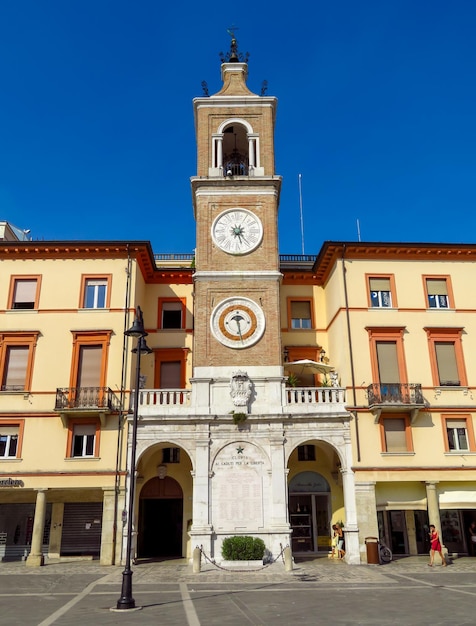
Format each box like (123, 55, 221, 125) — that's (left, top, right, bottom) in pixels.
(367, 382, 425, 423)
(55, 387, 121, 425)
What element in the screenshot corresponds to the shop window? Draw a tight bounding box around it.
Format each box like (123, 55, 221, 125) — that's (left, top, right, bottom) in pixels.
(380, 416, 412, 453)
(8, 276, 41, 310)
(442, 416, 475, 453)
(425, 328, 467, 387)
(288, 299, 313, 329)
(367, 275, 396, 308)
(162, 447, 180, 463)
(0, 333, 38, 392)
(158, 298, 185, 329)
(298, 445, 316, 461)
(425, 277, 452, 309)
(81, 276, 111, 309)
(68, 421, 100, 458)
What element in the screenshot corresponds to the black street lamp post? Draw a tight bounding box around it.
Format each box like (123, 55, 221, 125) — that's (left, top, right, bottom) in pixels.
(116, 307, 152, 611)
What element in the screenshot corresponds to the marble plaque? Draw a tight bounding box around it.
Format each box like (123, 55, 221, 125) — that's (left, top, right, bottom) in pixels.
(212, 443, 266, 530)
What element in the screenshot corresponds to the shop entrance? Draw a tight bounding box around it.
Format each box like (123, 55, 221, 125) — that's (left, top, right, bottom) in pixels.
(289, 472, 331, 555)
(137, 476, 183, 559)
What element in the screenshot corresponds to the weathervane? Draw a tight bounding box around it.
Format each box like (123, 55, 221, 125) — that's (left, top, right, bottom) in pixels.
(219, 26, 250, 64)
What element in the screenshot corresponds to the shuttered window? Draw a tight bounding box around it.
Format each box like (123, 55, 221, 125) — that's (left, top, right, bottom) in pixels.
(0, 425, 19, 457)
(383, 418, 407, 452)
(1, 346, 29, 390)
(72, 424, 97, 457)
(376, 342, 400, 383)
(427, 279, 449, 309)
(12, 279, 37, 309)
(446, 419, 469, 451)
(160, 361, 181, 388)
(77, 346, 102, 388)
(291, 301, 312, 329)
(84, 279, 107, 309)
(369, 278, 392, 308)
(435, 342, 459, 386)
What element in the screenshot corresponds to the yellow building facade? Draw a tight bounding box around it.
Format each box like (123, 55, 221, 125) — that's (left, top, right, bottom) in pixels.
(1, 38, 475, 567)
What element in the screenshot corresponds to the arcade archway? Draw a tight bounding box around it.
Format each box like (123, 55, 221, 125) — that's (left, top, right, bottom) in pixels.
(137, 476, 183, 559)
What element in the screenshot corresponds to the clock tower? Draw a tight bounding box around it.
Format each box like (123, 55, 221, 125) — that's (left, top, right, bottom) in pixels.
(191, 35, 283, 399)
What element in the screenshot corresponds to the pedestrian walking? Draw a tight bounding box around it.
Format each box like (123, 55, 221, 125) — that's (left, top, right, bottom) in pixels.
(428, 524, 446, 567)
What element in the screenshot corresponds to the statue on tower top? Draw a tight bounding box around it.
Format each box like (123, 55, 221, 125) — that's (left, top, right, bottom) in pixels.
(219, 26, 249, 64)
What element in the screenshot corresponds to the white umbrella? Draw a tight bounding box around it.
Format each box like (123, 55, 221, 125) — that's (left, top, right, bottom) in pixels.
(284, 359, 334, 376)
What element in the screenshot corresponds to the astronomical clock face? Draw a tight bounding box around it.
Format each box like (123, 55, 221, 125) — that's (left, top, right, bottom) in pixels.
(211, 208, 263, 255)
(210, 297, 266, 349)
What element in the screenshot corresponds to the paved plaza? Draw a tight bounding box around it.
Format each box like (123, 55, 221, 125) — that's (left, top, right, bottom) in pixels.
(1, 555, 475, 625)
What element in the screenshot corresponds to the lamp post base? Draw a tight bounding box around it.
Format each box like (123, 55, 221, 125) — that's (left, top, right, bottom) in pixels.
(115, 570, 140, 611)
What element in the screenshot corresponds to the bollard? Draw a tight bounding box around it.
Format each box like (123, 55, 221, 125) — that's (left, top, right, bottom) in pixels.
(284, 546, 293, 571)
(192, 546, 201, 573)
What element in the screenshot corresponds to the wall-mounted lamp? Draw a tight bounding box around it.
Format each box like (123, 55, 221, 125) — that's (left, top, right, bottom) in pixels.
(320, 349, 327, 362)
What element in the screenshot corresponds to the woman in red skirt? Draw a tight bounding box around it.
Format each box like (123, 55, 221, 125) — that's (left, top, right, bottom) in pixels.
(428, 524, 447, 567)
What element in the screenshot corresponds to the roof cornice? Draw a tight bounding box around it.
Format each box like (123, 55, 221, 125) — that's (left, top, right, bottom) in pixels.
(314, 241, 476, 285)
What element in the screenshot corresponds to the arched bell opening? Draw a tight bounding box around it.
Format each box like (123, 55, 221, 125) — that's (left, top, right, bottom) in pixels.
(222, 123, 249, 176)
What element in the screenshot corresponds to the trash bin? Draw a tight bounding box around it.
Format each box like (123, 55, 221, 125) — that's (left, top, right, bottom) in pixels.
(365, 537, 380, 564)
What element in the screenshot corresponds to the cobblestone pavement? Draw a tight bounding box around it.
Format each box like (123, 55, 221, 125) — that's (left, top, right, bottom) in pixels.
(1, 556, 475, 625)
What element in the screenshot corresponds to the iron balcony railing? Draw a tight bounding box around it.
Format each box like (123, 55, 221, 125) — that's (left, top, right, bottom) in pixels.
(55, 387, 120, 412)
(367, 383, 424, 406)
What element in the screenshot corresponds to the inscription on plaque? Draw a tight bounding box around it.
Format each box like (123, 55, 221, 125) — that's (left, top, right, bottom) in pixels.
(212, 443, 266, 530)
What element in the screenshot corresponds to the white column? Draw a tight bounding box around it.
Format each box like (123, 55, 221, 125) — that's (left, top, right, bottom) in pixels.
(217, 136, 223, 168)
(341, 437, 360, 564)
(269, 433, 289, 529)
(248, 137, 255, 167)
(426, 481, 444, 546)
(189, 433, 213, 558)
(26, 489, 47, 567)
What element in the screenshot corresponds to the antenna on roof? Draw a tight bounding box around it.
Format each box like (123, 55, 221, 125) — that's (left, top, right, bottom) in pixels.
(356, 219, 361, 242)
(298, 174, 305, 255)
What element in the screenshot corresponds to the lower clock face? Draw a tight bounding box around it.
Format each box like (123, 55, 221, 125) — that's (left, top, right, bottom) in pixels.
(210, 297, 266, 349)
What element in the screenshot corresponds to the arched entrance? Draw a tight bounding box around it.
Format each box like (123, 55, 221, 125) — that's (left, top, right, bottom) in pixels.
(289, 471, 331, 555)
(137, 476, 183, 559)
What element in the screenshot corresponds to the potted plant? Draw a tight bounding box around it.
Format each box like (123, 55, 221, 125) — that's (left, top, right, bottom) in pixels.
(230, 410, 248, 425)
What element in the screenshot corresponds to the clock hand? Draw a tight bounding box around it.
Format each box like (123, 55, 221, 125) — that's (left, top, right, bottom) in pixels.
(231, 313, 245, 342)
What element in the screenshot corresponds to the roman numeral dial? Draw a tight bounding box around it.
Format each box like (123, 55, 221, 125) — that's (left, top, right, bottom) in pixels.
(211, 208, 263, 255)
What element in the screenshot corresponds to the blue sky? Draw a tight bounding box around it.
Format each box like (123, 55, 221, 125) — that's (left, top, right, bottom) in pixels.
(0, 1, 474, 254)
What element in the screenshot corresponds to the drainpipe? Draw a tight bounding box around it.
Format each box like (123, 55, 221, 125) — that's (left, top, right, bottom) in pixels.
(112, 247, 133, 564)
(342, 244, 361, 462)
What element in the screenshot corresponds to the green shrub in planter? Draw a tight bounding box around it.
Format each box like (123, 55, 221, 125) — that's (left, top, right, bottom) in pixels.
(221, 535, 266, 561)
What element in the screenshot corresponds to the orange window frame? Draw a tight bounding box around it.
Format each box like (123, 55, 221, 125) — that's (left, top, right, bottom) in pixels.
(157, 297, 187, 330)
(7, 275, 42, 309)
(69, 331, 112, 389)
(366, 327, 408, 384)
(66, 418, 101, 458)
(379, 414, 413, 453)
(0, 419, 25, 458)
(286, 297, 315, 330)
(78, 274, 112, 309)
(422, 275, 454, 309)
(153, 348, 188, 388)
(441, 414, 476, 453)
(424, 327, 467, 387)
(366, 274, 397, 308)
(0, 333, 39, 392)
